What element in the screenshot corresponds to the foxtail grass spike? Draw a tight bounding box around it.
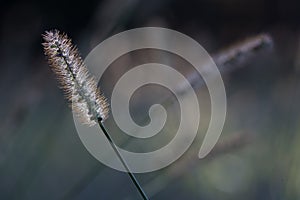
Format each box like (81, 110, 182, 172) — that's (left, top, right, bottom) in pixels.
(214, 33, 273, 67)
(42, 30, 109, 126)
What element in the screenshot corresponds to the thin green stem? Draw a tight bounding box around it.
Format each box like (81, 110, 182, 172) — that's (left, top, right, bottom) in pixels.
(97, 118, 149, 200)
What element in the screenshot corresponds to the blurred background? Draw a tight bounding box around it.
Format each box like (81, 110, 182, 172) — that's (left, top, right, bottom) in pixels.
(0, 0, 300, 199)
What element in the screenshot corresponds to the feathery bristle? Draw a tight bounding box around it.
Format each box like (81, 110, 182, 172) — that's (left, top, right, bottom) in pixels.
(42, 30, 109, 125)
